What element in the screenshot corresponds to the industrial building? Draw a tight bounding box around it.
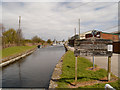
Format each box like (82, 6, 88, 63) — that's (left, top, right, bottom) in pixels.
(68, 30, 120, 53)
(85, 30, 119, 42)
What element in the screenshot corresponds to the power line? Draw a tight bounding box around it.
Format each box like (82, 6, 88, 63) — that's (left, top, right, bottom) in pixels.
(104, 25, 119, 30)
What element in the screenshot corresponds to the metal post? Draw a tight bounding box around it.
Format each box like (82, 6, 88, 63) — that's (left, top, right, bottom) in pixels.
(75, 28, 76, 35)
(93, 56, 95, 69)
(79, 19, 80, 39)
(75, 56, 77, 85)
(19, 16, 21, 30)
(108, 56, 111, 81)
(92, 41, 95, 70)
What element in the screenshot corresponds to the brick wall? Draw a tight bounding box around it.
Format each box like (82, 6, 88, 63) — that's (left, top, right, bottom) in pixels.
(100, 32, 119, 41)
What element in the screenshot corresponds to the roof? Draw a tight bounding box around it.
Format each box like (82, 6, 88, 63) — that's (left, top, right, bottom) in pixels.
(102, 32, 119, 35)
(112, 31, 120, 34)
(69, 34, 79, 40)
(83, 30, 119, 35)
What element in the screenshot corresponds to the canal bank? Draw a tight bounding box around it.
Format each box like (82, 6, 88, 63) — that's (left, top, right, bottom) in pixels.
(1, 48, 36, 67)
(49, 51, 66, 88)
(1, 46, 37, 67)
(48, 44, 74, 88)
(64, 44, 74, 52)
(2, 46, 65, 88)
(52, 50, 118, 89)
(49, 45, 119, 89)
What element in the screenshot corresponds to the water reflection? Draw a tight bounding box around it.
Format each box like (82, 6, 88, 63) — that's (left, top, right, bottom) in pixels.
(2, 46, 65, 88)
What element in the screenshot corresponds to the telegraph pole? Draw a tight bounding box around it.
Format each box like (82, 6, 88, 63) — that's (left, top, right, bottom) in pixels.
(19, 16, 21, 30)
(17, 16, 22, 46)
(79, 19, 80, 39)
(74, 28, 76, 35)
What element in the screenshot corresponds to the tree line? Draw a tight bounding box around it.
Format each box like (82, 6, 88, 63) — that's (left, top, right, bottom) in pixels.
(1, 27, 53, 48)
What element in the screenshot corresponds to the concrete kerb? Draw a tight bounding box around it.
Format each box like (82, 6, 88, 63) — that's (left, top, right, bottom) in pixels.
(0, 48, 37, 67)
(49, 45, 74, 88)
(49, 53, 65, 88)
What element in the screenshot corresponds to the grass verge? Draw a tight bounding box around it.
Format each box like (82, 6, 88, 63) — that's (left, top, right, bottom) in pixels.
(57, 50, 119, 89)
(79, 80, 120, 89)
(2, 45, 36, 58)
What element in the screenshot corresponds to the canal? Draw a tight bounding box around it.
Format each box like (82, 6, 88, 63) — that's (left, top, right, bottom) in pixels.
(2, 46, 65, 88)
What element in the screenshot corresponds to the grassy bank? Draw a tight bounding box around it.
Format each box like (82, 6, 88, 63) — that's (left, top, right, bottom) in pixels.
(79, 80, 119, 89)
(57, 51, 119, 89)
(2, 46, 36, 58)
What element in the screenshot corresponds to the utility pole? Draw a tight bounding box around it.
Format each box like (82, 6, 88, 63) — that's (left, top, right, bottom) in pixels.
(79, 19, 80, 39)
(17, 16, 22, 46)
(74, 28, 76, 35)
(19, 16, 21, 30)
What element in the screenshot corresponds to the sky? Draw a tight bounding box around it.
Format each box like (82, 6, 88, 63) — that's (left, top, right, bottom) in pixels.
(0, 1, 119, 41)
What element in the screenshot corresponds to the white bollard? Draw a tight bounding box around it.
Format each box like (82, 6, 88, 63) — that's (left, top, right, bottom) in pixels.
(105, 84, 116, 90)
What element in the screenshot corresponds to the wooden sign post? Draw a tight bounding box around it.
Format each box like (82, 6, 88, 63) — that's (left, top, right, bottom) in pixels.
(75, 56, 77, 85)
(107, 44, 113, 81)
(108, 56, 111, 81)
(74, 38, 113, 82)
(74, 49, 80, 85)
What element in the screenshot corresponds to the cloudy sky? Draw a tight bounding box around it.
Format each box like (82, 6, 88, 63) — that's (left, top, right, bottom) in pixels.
(0, 1, 119, 41)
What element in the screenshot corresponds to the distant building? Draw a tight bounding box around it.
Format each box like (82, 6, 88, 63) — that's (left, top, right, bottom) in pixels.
(68, 34, 79, 47)
(85, 30, 119, 41)
(112, 31, 120, 40)
(85, 30, 120, 53)
(111, 31, 120, 53)
(68, 30, 119, 53)
(79, 30, 93, 39)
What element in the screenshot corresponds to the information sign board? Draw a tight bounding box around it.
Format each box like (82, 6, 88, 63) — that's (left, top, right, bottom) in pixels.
(74, 38, 113, 56)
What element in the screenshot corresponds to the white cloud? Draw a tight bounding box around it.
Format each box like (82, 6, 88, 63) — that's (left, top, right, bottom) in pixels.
(2, 2, 118, 40)
(0, 1, 2, 23)
(2, 0, 120, 2)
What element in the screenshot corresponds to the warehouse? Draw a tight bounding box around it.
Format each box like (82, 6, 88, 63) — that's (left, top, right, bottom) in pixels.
(85, 30, 119, 42)
(85, 30, 120, 53)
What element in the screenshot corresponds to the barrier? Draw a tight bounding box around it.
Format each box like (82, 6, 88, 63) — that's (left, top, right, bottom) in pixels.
(105, 84, 116, 90)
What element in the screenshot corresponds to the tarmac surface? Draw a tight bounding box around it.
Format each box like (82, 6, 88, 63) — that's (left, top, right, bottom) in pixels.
(85, 54, 119, 78)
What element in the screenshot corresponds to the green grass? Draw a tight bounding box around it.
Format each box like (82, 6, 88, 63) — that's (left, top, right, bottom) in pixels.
(79, 81, 120, 90)
(2, 46, 36, 58)
(57, 51, 119, 89)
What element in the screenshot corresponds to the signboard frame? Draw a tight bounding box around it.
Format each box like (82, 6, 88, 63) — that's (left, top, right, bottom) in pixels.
(73, 38, 113, 81)
(74, 38, 113, 57)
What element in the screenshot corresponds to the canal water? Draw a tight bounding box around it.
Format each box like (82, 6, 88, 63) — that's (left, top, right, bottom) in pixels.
(1, 46, 65, 88)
